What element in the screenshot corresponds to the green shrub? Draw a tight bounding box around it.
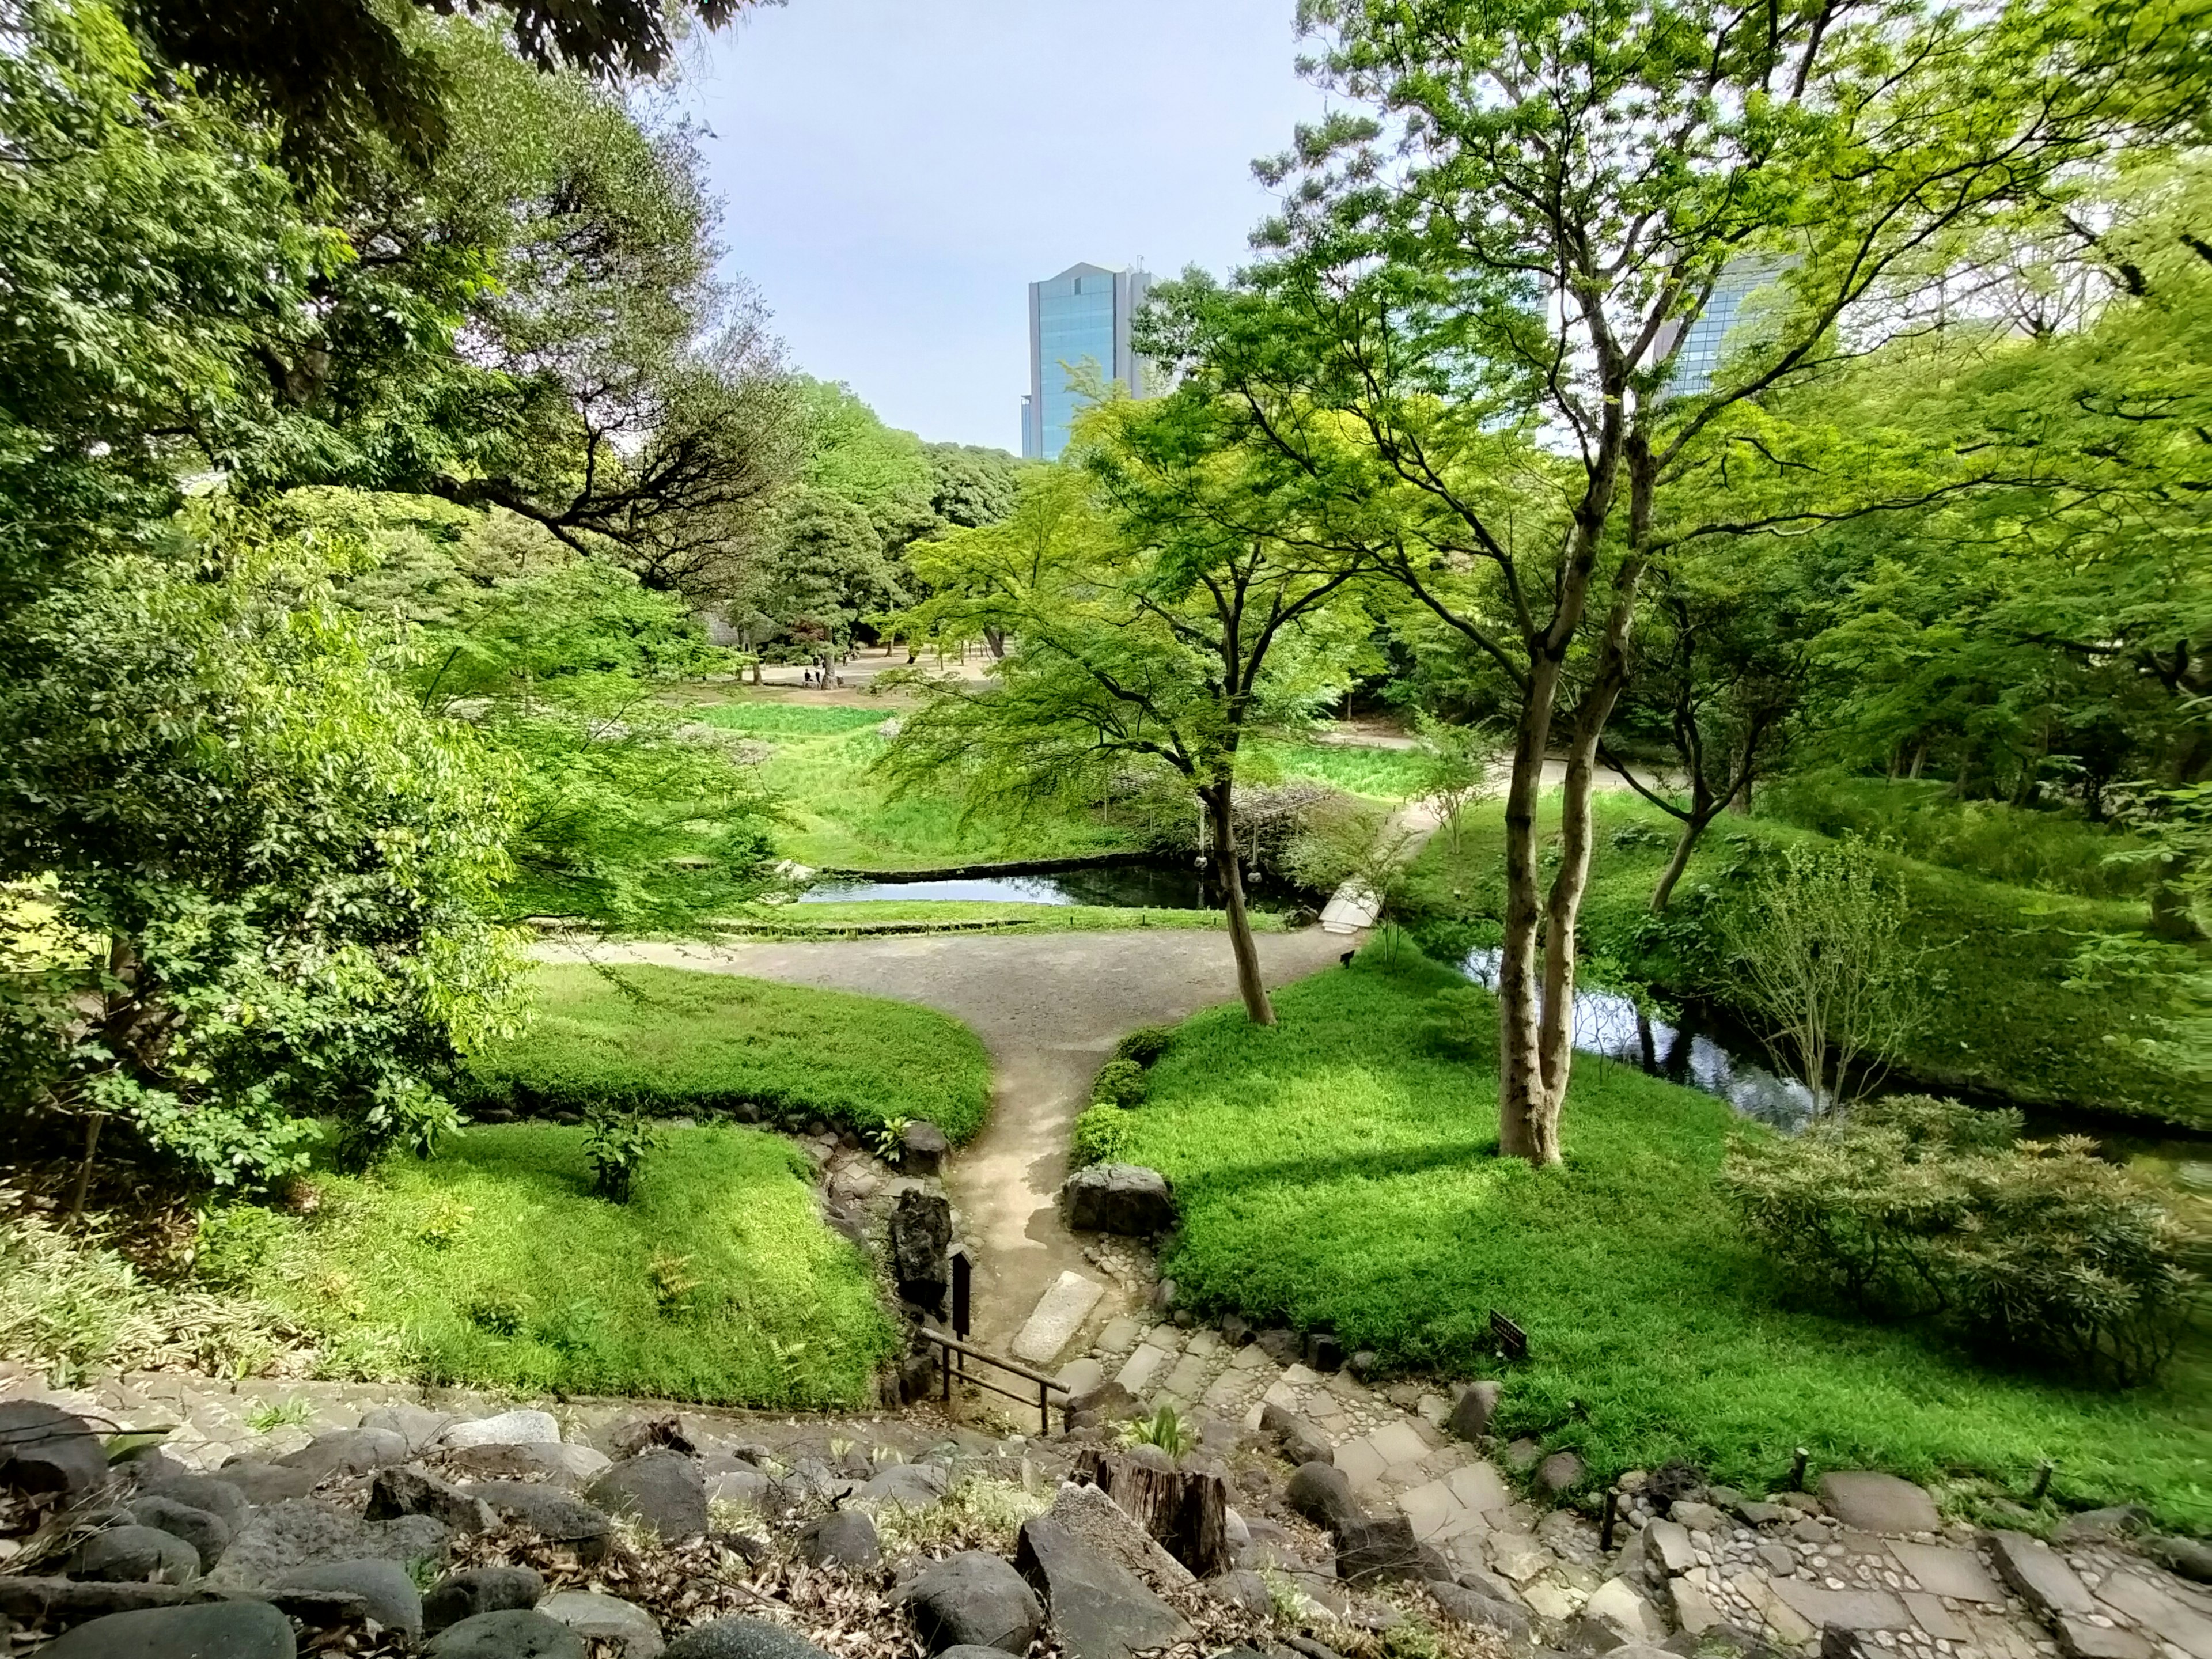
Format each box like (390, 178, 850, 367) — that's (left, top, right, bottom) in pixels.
(1722, 1096, 2201, 1384)
(1113, 1027, 1176, 1067)
(465, 1293, 527, 1336)
(1071, 1104, 1137, 1167)
(1092, 1058, 1148, 1109)
(584, 1105, 661, 1202)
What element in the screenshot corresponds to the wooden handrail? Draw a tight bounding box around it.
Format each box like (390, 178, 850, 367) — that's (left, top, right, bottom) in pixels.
(919, 1330, 1071, 1393)
(918, 1329, 1070, 1433)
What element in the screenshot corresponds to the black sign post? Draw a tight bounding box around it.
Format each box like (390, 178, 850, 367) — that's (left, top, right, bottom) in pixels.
(950, 1250, 972, 1385)
(1490, 1309, 1528, 1362)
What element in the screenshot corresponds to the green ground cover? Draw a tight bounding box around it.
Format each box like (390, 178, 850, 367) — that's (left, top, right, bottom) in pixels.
(720, 899, 1290, 939)
(1262, 740, 1429, 802)
(200, 1124, 892, 1406)
(1123, 948, 2212, 1529)
(1396, 790, 2207, 1127)
(470, 964, 993, 1142)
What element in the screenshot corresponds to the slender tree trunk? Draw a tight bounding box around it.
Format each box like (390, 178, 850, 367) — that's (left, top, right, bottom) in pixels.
(1495, 660, 1560, 1163)
(1204, 782, 1275, 1026)
(66, 1112, 104, 1224)
(1650, 813, 1708, 912)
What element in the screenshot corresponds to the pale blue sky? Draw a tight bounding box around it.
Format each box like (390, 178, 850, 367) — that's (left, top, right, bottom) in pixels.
(672, 0, 1332, 451)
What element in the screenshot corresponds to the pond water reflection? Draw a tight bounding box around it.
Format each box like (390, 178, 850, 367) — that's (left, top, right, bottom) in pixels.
(801, 859, 1306, 912)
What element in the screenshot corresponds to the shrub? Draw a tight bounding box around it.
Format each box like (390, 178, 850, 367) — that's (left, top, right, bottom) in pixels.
(1071, 1104, 1137, 1168)
(1113, 1027, 1176, 1067)
(1092, 1058, 1148, 1109)
(1722, 1096, 2200, 1384)
(584, 1105, 661, 1202)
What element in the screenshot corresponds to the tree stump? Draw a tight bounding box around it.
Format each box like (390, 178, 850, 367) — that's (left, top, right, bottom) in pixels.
(1074, 1449, 1230, 1578)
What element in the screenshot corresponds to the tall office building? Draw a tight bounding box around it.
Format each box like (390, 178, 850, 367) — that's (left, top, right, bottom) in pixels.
(1021, 263, 1152, 461)
(1665, 259, 1785, 396)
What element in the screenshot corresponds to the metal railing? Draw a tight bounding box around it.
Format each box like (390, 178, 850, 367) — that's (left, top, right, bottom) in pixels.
(919, 1329, 1070, 1435)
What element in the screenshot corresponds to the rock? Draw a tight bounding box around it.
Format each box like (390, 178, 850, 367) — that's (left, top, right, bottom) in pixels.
(540, 1590, 665, 1658)
(361, 1403, 454, 1453)
(796, 1507, 880, 1567)
(1335, 1514, 1447, 1585)
(1256, 1328, 1301, 1364)
(1065, 1380, 1142, 1431)
(1063, 1164, 1177, 1236)
(439, 1410, 563, 1450)
(1427, 1580, 1531, 1641)
(860, 1461, 951, 1508)
(1537, 1450, 1585, 1495)
(1815, 1472, 1940, 1533)
(464, 1481, 615, 1555)
(891, 1189, 953, 1308)
(1350, 1349, 1379, 1378)
(1989, 1529, 2097, 1619)
(2055, 1619, 2156, 1659)
(368, 1465, 497, 1533)
(1577, 1575, 1670, 1647)
(427, 1566, 547, 1633)
(1260, 1404, 1334, 1468)
(1286, 1461, 1362, 1537)
(1302, 1331, 1345, 1372)
(208, 1461, 320, 1504)
(208, 1498, 451, 1588)
(0, 1402, 110, 1501)
(660, 1616, 838, 1659)
(275, 1559, 424, 1639)
(427, 1610, 588, 1658)
(0, 1575, 196, 1626)
(1448, 1381, 1502, 1442)
(902, 1120, 950, 1177)
(904, 1551, 1044, 1653)
(1671, 1575, 1724, 1637)
(709, 1467, 773, 1509)
(1036, 1481, 1195, 1590)
(34, 1600, 297, 1659)
(1014, 1513, 1193, 1659)
(1670, 1499, 1727, 1533)
(1208, 1570, 1274, 1615)
(275, 1427, 410, 1480)
(2054, 1505, 2150, 1544)
(65, 1527, 199, 1584)
(1643, 1518, 1695, 1576)
(2092, 1567, 2212, 1656)
(444, 1441, 612, 1486)
(127, 1459, 249, 1528)
(1502, 1437, 1541, 1474)
(2147, 1535, 2212, 1584)
(588, 1451, 709, 1540)
(127, 1495, 230, 1572)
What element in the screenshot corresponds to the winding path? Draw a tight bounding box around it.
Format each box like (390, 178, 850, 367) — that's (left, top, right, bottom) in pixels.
(539, 928, 1351, 1353)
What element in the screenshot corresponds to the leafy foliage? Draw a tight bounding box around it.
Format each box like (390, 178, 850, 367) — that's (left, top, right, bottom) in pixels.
(584, 1105, 662, 1202)
(1722, 1096, 2202, 1384)
(1071, 1104, 1138, 1168)
(1090, 1059, 1148, 1109)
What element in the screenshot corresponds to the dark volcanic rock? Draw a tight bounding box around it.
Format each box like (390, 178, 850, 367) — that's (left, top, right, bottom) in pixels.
(208, 1461, 320, 1505)
(1335, 1515, 1448, 1585)
(1260, 1404, 1333, 1468)
(127, 1494, 231, 1572)
(796, 1507, 880, 1568)
(63, 1525, 199, 1585)
(426, 1566, 547, 1634)
(901, 1119, 950, 1177)
(0, 1401, 110, 1501)
(891, 1190, 953, 1308)
(587, 1450, 709, 1540)
(207, 1498, 452, 1588)
(1286, 1461, 1362, 1537)
(426, 1610, 587, 1658)
(1446, 1381, 1501, 1442)
(275, 1427, 410, 1481)
(275, 1558, 425, 1638)
(661, 1616, 838, 1659)
(35, 1599, 297, 1659)
(1062, 1164, 1176, 1236)
(1014, 1513, 1192, 1659)
(463, 1481, 615, 1555)
(368, 1465, 497, 1533)
(904, 1551, 1044, 1654)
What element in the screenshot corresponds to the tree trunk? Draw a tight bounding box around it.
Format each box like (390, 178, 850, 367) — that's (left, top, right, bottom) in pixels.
(1495, 660, 1562, 1164)
(1649, 814, 1707, 912)
(1205, 782, 1274, 1025)
(1073, 1450, 1231, 1577)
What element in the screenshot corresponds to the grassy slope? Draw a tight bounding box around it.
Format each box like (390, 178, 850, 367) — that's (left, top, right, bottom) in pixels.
(1397, 790, 2206, 1126)
(1262, 740, 1428, 802)
(471, 965, 994, 1143)
(215, 1125, 892, 1406)
(1124, 949, 2211, 1528)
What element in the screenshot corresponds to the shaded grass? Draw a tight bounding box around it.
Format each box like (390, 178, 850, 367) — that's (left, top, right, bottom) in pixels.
(208, 1125, 893, 1406)
(471, 964, 993, 1142)
(1124, 948, 2212, 1528)
(1397, 791, 2207, 1126)
(691, 700, 889, 737)
(1261, 741, 1429, 803)
(718, 900, 1291, 938)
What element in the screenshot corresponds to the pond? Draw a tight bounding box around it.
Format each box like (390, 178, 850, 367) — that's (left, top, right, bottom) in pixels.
(801, 858, 1310, 914)
(1458, 945, 2212, 1179)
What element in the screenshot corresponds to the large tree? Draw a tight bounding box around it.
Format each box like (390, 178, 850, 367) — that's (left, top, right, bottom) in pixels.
(1147, 0, 2196, 1162)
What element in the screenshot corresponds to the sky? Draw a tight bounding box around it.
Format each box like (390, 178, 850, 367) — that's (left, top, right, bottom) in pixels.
(671, 0, 1335, 452)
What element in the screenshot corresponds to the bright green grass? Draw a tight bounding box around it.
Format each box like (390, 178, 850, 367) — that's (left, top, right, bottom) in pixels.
(212, 1125, 893, 1406)
(719, 899, 1291, 938)
(1124, 948, 2212, 1528)
(470, 964, 993, 1142)
(1261, 740, 1429, 802)
(691, 700, 890, 737)
(1397, 791, 2208, 1127)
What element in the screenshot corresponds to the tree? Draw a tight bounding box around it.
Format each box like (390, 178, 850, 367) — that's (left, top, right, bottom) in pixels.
(1146, 0, 2194, 1162)
(887, 411, 1368, 1025)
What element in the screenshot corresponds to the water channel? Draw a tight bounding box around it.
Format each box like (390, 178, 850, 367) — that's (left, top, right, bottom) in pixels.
(800, 858, 1309, 914)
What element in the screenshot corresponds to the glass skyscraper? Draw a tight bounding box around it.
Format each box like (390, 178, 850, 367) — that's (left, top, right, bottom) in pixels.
(1666, 259, 1786, 396)
(1021, 263, 1152, 460)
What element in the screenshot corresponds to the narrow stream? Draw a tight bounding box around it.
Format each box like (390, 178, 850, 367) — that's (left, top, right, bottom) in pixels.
(802, 859, 1308, 912)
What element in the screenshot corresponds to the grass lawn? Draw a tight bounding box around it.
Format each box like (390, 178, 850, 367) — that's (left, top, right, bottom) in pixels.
(470, 965, 994, 1143)
(1262, 740, 1429, 802)
(719, 899, 1292, 939)
(1123, 947, 2211, 1530)
(1396, 790, 2209, 1128)
(202, 1125, 893, 1407)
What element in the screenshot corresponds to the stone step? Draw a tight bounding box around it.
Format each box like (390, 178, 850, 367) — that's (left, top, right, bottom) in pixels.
(1009, 1271, 1105, 1366)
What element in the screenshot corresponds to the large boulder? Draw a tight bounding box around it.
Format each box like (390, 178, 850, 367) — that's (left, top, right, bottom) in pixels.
(902, 1120, 950, 1177)
(444, 1441, 611, 1487)
(1816, 1472, 1940, 1534)
(890, 1190, 953, 1308)
(425, 1566, 546, 1634)
(1446, 1382, 1502, 1442)
(360, 1403, 454, 1455)
(427, 1610, 586, 1658)
(1259, 1404, 1334, 1468)
(63, 1526, 199, 1585)
(207, 1498, 451, 1588)
(1033, 1482, 1194, 1590)
(1335, 1515, 1448, 1586)
(661, 1617, 837, 1659)
(438, 1410, 562, 1451)
(127, 1457, 249, 1528)
(0, 1402, 111, 1503)
(588, 1451, 709, 1540)
(1063, 1164, 1176, 1236)
(540, 1590, 665, 1658)
(275, 1427, 410, 1481)
(860, 1461, 952, 1509)
(127, 1494, 231, 1572)
(463, 1481, 615, 1556)
(274, 1558, 425, 1639)
(1285, 1461, 1362, 1538)
(796, 1508, 880, 1568)
(35, 1599, 297, 1659)
(1014, 1512, 1193, 1659)
(368, 1465, 497, 1533)
(1427, 1580, 1531, 1641)
(904, 1551, 1044, 1654)
(207, 1461, 320, 1505)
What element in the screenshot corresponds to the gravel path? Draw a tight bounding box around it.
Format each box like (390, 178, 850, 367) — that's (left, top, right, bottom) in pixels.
(541, 928, 1352, 1351)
